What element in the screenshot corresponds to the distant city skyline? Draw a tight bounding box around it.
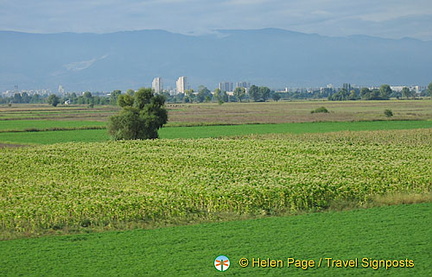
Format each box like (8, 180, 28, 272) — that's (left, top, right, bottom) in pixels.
(1, 1, 432, 41)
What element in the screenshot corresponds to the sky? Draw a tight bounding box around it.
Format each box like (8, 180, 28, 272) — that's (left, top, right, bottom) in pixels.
(1, 0, 432, 40)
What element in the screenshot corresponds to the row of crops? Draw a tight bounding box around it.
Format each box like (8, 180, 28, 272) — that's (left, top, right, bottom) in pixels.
(0, 129, 431, 238)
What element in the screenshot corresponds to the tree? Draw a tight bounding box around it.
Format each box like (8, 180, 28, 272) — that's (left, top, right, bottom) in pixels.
(379, 84, 392, 100)
(118, 94, 134, 107)
(248, 85, 260, 102)
(272, 93, 281, 102)
(328, 89, 349, 101)
(401, 87, 411, 99)
(13, 93, 22, 103)
(259, 86, 271, 101)
(21, 92, 31, 103)
(47, 94, 60, 107)
(83, 91, 94, 105)
(213, 88, 223, 103)
(348, 90, 358, 100)
(369, 89, 380, 100)
(110, 90, 122, 105)
(427, 82, 432, 96)
(360, 88, 371, 99)
(233, 87, 246, 102)
(196, 86, 211, 103)
(185, 89, 195, 103)
(108, 88, 168, 140)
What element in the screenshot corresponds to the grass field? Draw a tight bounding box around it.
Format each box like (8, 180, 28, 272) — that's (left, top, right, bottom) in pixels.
(0, 203, 430, 276)
(0, 120, 106, 132)
(0, 120, 431, 145)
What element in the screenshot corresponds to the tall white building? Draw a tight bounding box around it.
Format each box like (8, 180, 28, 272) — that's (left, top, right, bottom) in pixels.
(58, 85, 65, 94)
(176, 76, 187, 94)
(152, 77, 163, 93)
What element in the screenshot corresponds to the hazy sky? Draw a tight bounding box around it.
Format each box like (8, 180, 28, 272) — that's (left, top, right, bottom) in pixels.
(1, 0, 431, 40)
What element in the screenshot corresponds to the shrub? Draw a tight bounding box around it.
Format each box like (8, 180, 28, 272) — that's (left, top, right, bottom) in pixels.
(384, 109, 393, 117)
(311, 106, 329, 114)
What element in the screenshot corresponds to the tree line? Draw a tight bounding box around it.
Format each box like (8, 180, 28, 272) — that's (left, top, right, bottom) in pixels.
(2, 82, 431, 106)
(160, 85, 280, 104)
(0, 91, 111, 106)
(327, 84, 426, 101)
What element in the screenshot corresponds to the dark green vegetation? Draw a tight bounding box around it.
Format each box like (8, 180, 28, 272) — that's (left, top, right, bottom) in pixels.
(0, 203, 430, 276)
(311, 106, 329, 113)
(108, 88, 168, 140)
(47, 94, 60, 107)
(384, 109, 394, 117)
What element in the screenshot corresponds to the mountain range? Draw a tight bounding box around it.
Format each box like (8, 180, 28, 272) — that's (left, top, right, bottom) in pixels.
(1, 28, 431, 92)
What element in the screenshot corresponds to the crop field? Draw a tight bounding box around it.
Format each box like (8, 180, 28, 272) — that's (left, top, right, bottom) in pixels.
(167, 100, 432, 124)
(0, 100, 431, 275)
(2, 100, 432, 124)
(0, 105, 117, 121)
(1, 129, 430, 240)
(0, 202, 430, 276)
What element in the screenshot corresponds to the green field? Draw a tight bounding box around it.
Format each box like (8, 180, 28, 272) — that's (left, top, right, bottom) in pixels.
(0, 120, 106, 132)
(0, 203, 430, 276)
(0, 120, 431, 145)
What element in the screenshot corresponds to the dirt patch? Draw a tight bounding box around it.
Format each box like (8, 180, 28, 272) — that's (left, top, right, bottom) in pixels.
(0, 143, 30, 148)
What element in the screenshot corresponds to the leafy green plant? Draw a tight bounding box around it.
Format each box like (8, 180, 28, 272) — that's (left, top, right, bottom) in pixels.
(384, 109, 393, 117)
(0, 129, 430, 239)
(108, 88, 168, 140)
(311, 106, 329, 113)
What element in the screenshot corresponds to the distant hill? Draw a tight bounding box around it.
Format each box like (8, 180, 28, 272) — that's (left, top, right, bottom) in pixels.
(0, 28, 431, 92)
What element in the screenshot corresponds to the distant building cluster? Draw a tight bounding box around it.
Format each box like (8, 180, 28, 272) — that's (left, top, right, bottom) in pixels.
(1, 88, 52, 97)
(389, 85, 421, 94)
(1, 80, 429, 99)
(150, 77, 252, 95)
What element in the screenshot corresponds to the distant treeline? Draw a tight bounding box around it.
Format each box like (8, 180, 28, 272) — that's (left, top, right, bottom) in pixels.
(1, 83, 431, 106)
(0, 91, 112, 106)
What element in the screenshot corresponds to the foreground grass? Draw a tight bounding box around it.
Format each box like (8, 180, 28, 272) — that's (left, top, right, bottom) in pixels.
(1, 129, 430, 239)
(0, 203, 430, 276)
(0, 120, 431, 145)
